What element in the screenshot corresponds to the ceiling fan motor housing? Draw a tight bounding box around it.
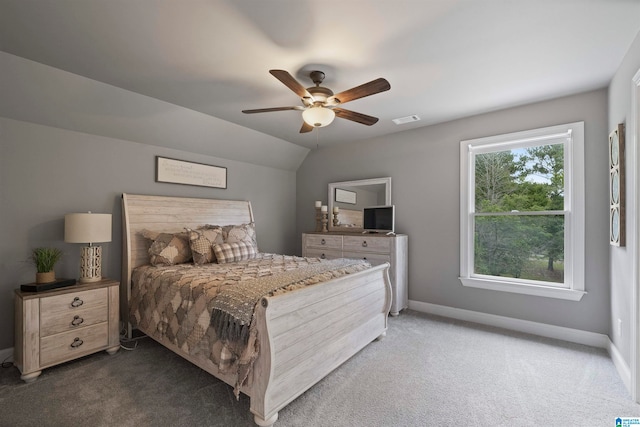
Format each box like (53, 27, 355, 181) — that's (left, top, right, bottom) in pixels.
(306, 86, 334, 104)
(305, 70, 334, 104)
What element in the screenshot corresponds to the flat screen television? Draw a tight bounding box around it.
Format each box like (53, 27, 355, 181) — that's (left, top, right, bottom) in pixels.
(363, 205, 395, 234)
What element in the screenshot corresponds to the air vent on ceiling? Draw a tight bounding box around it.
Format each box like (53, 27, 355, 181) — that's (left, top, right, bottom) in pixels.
(392, 115, 421, 125)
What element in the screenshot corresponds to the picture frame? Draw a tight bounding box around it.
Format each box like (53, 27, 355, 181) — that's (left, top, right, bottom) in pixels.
(609, 124, 625, 246)
(156, 156, 227, 189)
(335, 188, 357, 204)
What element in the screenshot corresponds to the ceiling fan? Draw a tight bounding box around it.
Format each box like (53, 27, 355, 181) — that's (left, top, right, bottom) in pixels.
(242, 69, 391, 133)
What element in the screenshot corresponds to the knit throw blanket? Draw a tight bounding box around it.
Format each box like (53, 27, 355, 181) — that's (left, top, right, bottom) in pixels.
(210, 258, 368, 343)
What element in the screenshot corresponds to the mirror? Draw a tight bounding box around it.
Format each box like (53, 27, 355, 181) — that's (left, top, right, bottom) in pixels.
(328, 177, 392, 232)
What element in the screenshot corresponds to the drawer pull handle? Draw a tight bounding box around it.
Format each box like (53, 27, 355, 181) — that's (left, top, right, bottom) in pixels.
(362, 241, 368, 247)
(321, 239, 326, 245)
(70, 337, 84, 348)
(71, 315, 84, 327)
(321, 253, 326, 259)
(71, 297, 84, 308)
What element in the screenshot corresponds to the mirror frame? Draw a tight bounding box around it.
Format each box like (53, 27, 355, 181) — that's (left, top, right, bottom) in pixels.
(328, 177, 392, 232)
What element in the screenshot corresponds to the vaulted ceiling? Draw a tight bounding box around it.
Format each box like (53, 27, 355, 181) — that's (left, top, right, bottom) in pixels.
(1, 0, 639, 149)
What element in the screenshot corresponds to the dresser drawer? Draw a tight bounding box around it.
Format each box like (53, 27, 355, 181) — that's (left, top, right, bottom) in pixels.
(342, 251, 391, 266)
(304, 248, 343, 260)
(343, 235, 391, 253)
(40, 322, 109, 367)
(305, 234, 342, 250)
(40, 288, 108, 336)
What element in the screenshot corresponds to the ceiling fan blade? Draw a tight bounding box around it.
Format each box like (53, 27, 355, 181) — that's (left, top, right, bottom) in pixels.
(242, 106, 305, 114)
(300, 121, 314, 133)
(333, 108, 379, 126)
(327, 78, 390, 105)
(269, 70, 313, 100)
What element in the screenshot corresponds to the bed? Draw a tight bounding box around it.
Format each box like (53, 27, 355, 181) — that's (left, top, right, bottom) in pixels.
(121, 193, 392, 426)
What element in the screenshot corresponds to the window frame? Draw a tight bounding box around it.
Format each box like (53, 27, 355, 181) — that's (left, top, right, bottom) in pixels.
(459, 122, 585, 301)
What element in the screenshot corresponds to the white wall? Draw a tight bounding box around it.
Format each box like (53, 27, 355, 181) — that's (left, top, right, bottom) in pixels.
(608, 30, 640, 368)
(297, 88, 610, 336)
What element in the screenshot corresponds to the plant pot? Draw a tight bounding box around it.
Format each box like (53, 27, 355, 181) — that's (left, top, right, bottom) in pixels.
(36, 271, 55, 284)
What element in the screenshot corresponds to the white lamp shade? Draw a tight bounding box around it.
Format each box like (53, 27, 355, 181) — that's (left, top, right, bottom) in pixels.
(302, 106, 336, 128)
(65, 213, 112, 243)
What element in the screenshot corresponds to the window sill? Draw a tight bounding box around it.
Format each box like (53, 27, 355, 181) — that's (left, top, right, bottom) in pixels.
(459, 277, 586, 301)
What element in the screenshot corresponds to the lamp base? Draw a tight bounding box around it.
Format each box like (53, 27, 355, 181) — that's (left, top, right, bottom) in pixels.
(79, 245, 103, 283)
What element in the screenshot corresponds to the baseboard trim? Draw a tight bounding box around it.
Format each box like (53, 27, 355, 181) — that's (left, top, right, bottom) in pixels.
(408, 300, 610, 348)
(408, 300, 632, 394)
(0, 347, 14, 365)
(608, 339, 632, 394)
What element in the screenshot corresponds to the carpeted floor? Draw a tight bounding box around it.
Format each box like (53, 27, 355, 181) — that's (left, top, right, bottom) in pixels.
(1, 310, 639, 426)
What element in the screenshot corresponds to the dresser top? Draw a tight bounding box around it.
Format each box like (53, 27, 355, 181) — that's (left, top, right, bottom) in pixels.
(304, 231, 407, 237)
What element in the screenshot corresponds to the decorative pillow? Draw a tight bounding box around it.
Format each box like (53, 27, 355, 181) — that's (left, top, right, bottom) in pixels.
(222, 223, 258, 249)
(212, 241, 258, 264)
(187, 226, 224, 265)
(141, 230, 191, 266)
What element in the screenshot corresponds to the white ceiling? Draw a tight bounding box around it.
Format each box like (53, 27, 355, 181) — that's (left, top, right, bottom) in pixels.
(1, 0, 639, 149)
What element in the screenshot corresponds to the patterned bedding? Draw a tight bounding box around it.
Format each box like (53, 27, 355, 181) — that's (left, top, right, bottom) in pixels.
(129, 253, 370, 392)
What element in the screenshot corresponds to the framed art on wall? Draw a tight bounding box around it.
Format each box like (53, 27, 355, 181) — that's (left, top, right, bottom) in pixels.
(609, 124, 625, 246)
(156, 156, 227, 189)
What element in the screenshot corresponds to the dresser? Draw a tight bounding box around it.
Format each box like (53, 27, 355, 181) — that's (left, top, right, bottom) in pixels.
(14, 278, 120, 383)
(302, 232, 408, 315)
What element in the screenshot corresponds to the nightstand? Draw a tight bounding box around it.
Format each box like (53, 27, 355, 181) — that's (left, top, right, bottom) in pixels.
(14, 278, 120, 383)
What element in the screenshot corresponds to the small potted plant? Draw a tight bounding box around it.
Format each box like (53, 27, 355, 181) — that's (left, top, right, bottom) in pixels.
(31, 247, 63, 283)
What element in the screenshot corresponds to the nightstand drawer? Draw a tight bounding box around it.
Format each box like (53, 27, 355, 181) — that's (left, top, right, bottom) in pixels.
(304, 235, 342, 250)
(40, 287, 108, 337)
(40, 322, 109, 367)
(343, 236, 391, 253)
(40, 303, 109, 337)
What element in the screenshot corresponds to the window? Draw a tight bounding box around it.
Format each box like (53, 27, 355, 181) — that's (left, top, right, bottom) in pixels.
(459, 122, 585, 301)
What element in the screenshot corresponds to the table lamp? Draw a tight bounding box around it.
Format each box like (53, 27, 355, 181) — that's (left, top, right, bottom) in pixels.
(64, 212, 112, 283)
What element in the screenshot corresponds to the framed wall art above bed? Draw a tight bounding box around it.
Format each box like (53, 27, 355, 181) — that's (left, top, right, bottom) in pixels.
(156, 156, 227, 189)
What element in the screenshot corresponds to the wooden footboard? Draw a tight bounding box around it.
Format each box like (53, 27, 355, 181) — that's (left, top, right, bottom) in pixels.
(249, 262, 392, 426)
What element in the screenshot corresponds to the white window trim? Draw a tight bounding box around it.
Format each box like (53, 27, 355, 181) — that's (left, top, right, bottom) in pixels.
(459, 122, 585, 301)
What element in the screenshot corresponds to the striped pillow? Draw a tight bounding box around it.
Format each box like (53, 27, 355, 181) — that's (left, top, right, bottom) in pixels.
(212, 241, 258, 264)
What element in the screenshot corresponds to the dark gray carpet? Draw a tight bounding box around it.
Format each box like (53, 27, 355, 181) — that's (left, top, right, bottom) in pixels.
(1, 310, 639, 426)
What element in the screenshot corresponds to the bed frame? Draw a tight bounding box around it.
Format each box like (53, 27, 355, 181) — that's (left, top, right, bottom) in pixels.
(121, 193, 392, 426)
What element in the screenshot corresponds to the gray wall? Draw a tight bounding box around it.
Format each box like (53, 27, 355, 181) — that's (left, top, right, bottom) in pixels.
(0, 118, 297, 350)
(297, 88, 610, 335)
(0, 52, 306, 351)
(608, 30, 640, 367)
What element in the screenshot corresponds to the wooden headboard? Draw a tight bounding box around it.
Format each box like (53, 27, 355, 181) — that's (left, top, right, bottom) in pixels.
(120, 193, 254, 333)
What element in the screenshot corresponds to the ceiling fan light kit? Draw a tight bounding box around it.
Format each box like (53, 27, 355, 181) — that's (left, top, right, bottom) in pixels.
(242, 69, 390, 133)
(302, 105, 335, 128)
